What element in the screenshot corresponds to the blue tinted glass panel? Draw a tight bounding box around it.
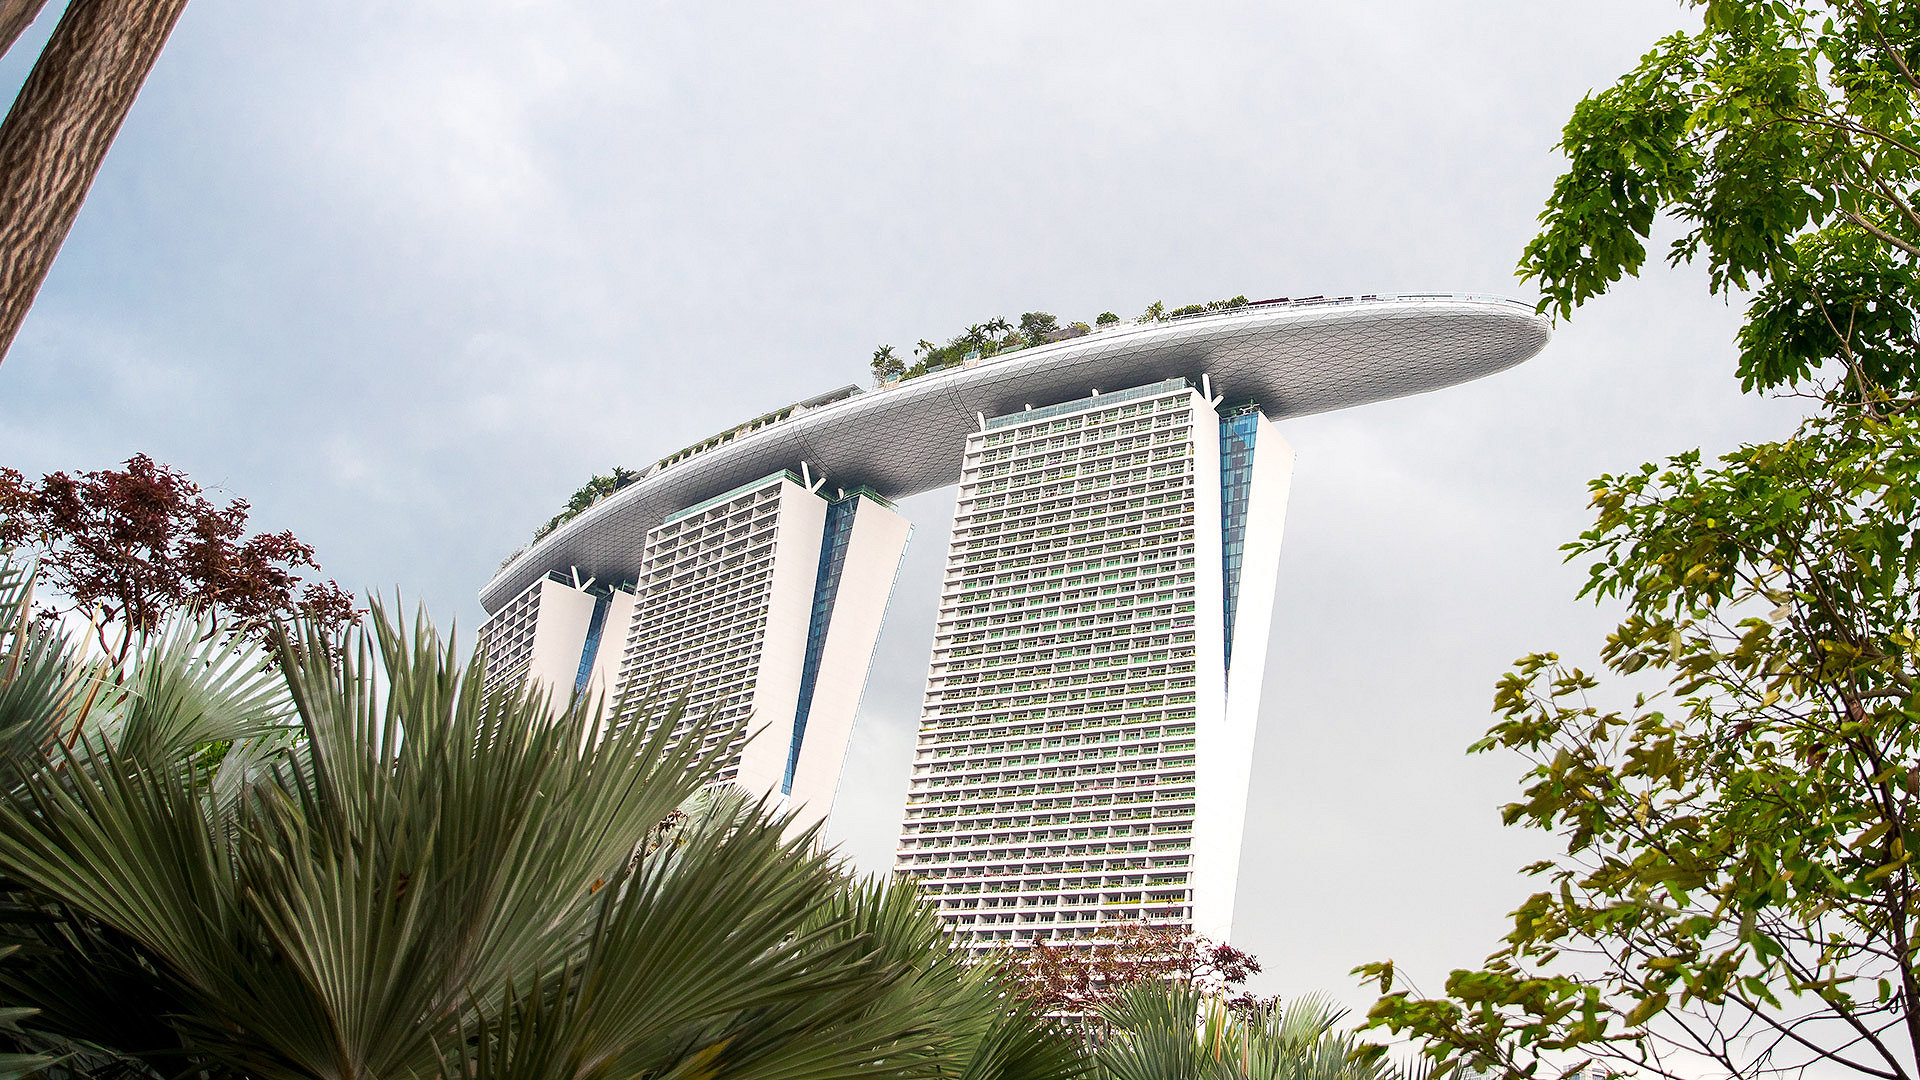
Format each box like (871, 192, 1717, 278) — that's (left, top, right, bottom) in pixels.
(573, 590, 614, 695)
(784, 495, 860, 793)
(1219, 413, 1259, 674)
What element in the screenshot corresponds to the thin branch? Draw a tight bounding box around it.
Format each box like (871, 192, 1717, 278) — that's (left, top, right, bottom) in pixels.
(1845, 0, 1920, 94)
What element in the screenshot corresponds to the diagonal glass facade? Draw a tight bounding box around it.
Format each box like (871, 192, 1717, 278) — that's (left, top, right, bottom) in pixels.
(1218, 409, 1260, 675)
(573, 588, 615, 694)
(785, 493, 860, 794)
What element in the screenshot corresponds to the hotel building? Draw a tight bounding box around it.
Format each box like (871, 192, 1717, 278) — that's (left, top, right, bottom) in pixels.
(895, 378, 1293, 948)
(477, 294, 1551, 939)
(478, 467, 909, 831)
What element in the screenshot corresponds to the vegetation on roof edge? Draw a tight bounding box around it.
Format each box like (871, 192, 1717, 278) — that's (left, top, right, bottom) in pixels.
(515, 294, 1252, 552)
(868, 296, 1249, 387)
(528, 467, 643, 547)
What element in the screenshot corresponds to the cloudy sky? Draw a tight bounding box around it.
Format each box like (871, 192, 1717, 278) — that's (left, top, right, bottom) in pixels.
(0, 0, 1809, 1012)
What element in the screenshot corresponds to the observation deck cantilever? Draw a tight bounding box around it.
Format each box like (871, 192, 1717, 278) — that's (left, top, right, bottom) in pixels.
(481, 294, 1551, 614)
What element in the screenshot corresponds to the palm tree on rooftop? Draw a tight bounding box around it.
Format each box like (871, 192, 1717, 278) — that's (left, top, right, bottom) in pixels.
(871, 343, 903, 384)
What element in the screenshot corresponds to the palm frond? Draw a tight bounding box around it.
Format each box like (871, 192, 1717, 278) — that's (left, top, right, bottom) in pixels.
(0, 586, 1073, 1080)
(803, 877, 1088, 1080)
(0, 558, 104, 760)
(1096, 984, 1402, 1080)
(96, 618, 293, 762)
(0, 600, 749, 1080)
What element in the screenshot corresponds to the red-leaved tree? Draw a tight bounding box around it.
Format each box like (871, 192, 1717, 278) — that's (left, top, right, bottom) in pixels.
(1007, 921, 1270, 1017)
(0, 454, 358, 659)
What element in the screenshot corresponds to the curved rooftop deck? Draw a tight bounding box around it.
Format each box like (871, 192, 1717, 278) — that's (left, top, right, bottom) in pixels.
(482, 294, 1551, 613)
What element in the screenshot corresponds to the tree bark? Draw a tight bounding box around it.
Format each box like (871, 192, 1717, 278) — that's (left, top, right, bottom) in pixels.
(0, 0, 188, 366)
(0, 1, 51, 60)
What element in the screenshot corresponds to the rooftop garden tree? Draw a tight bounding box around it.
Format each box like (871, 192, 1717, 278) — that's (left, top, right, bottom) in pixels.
(1020, 311, 1061, 342)
(1360, 5, 1920, 1080)
(873, 295, 1256, 389)
(531, 465, 642, 543)
(871, 343, 904, 385)
(0, 454, 356, 662)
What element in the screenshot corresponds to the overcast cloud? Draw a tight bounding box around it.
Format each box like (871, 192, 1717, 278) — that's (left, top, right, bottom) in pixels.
(0, 0, 1809, 1014)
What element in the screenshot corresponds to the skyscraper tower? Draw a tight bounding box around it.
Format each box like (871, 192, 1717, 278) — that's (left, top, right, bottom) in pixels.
(476, 294, 1550, 914)
(892, 377, 1292, 950)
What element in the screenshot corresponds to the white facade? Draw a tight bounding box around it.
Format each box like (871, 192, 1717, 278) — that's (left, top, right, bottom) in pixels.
(615, 472, 829, 789)
(477, 572, 617, 704)
(893, 379, 1294, 951)
(479, 469, 910, 831)
(1194, 408, 1292, 940)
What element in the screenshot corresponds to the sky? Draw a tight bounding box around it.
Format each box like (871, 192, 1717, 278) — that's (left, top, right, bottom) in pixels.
(0, 0, 1811, 1014)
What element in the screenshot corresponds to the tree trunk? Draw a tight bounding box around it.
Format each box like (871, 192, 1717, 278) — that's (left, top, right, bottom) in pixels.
(0, 1, 51, 60)
(0, 0, 188, 366)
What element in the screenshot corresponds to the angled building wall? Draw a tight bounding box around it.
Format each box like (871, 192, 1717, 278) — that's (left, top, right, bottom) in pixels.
(1194, 408, 1293, 942)
(782, 490, 913, 831)
(477, 571, 605, 705)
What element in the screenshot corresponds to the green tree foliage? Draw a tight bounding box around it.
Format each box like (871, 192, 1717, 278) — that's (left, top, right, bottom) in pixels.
(1020, 311, 1062, 341)
(1361, 410, 1920, 1080)
(0, 566, 1084, 1079)
(1518, 0, 1920, 396)
(869, 295, 1250, 389)
(1135, 297, 1245, 325)
(1362, 5, 1920, 1078)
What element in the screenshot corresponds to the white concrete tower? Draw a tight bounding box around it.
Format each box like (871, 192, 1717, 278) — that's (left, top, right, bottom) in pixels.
(893, 377, 1293, 951)
(610, 470, 909, 830)
(476, 468, 909, 832)
(477, 571, 637, 705)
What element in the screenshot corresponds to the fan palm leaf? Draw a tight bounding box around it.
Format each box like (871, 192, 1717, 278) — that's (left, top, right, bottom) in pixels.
(0, 593, 1068, 1080)
(458, 804, 949, 1080)
(0, 559, 105, 759)
(0, 602, 740, 1079)
(799, 876, 1088, 1080)
(1096, 984, 1415, 1080)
